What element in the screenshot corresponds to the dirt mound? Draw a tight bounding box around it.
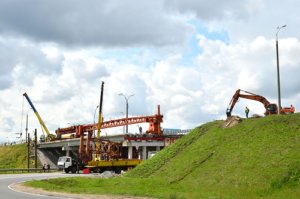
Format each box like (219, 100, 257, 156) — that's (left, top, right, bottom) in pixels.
(252, 114, 262, 118)
(220, 116, 244, 128)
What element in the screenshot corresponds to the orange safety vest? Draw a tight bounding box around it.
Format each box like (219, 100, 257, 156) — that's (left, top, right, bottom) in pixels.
(291, 106, 295, 112)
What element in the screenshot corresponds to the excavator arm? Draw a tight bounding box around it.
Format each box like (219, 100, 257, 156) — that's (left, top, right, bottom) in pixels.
(226, 89, 271, 117)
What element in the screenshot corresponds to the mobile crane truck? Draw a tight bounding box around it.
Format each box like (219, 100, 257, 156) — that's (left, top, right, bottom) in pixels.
(23, 93, 57, 142)
(57, 82, 144, 174)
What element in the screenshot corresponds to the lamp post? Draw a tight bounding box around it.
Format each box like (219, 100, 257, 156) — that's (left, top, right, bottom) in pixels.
(26, 108, 33, 143)
(276, 25, 286, 115)
(119, 93, 134, 134)
(120, 112, 125, 134)
(94, 105, 99, 138)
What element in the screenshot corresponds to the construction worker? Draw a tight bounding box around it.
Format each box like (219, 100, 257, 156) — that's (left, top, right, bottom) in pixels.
(245, 107, 250, 118)
(290, 104, 295, 114)
(47, 162, 50, 172)
(43, 163, 46, 172)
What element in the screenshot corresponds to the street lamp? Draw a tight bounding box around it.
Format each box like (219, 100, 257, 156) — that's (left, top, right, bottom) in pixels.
(120, 112, 125, 134)
(119, 93, 134, 134)
(276, 25, 286, 115)
(25, 108, 33, 143)
(94, 105, 99, 138)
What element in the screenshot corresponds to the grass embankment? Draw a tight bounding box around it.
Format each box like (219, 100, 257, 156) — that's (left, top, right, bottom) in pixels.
(25, 113, 300, 198)
(0, 143, 42, 174)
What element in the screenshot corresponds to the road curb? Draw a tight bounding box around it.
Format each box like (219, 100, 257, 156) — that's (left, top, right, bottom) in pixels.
(8, 179, 70, 199)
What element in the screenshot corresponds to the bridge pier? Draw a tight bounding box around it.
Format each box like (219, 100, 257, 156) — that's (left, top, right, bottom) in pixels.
(142, 146, 147, 160)
(128, 146, 133, 159)
(156, 146, 160, 151)
(62, 146, 73, 157)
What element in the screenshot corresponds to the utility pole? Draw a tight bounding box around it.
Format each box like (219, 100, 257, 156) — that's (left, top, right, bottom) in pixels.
(28, 133, 30, 171)
(94, 105, 99, 138)
(119, 93, 134, 134)
(276, 25, 286, 115)
(26, 108, 32, 143)
(26, 115, 28, 143)
(120, 112, 125, 134)
(35, 129, 37, 169)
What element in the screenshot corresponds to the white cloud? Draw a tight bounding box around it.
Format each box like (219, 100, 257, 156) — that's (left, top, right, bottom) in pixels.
(196, 34, 300, 117)
(1, 1, 300, 143)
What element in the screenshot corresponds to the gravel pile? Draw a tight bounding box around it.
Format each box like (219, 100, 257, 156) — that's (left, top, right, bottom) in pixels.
(91, 171, 120, 179)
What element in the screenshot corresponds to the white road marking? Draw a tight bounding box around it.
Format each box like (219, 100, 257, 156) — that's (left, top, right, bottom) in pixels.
(8, 180, 70, 199)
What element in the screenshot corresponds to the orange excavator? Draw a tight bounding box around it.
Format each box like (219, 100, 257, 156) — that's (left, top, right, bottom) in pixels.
(226, 89, 291, 117)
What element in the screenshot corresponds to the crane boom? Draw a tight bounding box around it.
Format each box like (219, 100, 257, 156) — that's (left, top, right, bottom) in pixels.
(97, 81, 104, 139)
(23, 93, 51, 137)
(94, 81, 104, 161)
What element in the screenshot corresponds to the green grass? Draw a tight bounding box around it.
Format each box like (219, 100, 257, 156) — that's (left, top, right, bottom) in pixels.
(24, 113, 300, 198)
(126, 121, 219, 178)
(0, 143, 42, 172)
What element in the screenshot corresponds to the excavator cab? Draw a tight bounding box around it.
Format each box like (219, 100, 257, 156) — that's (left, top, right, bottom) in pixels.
(268, 104, 277, 112)
(266, 104, 278, 115)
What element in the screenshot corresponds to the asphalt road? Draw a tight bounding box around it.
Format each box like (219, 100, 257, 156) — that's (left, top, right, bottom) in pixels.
(0, 172, 84, 199)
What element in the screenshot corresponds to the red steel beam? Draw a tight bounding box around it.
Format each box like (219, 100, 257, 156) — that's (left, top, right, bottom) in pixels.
(56, 105, 163, 137)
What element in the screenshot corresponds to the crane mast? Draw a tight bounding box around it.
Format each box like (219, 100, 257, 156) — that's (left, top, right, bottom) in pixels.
(97, 81, 104, 139)
(95, 81, 104, 161)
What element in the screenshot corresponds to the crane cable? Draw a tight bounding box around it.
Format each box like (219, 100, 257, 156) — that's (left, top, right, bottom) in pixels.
(20, 96, 24, 138)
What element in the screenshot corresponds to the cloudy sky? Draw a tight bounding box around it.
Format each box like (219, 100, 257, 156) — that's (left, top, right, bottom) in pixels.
(1, 0, 299, 142)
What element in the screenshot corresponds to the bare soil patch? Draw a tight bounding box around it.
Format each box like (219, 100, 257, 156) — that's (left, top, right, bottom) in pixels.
(10, 183, 153, 199)
(220, 116, 244, 128)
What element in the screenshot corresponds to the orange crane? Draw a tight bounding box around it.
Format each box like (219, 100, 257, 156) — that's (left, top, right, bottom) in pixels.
(55, 105, 163, 138)
(226, 89, 291, 117)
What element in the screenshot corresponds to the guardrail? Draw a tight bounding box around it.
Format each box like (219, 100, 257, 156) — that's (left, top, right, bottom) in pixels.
(0, 168, 58, 173)
(163, 129, 192, 135)
(0, 140, 27, 147)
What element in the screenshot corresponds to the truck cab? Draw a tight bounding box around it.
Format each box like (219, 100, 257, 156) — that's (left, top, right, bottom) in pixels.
(40, 135, 45, 142)
(57, 156, 80, 173)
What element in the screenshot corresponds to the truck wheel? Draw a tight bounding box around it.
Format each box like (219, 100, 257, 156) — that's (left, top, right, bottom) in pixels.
(106, 167, 113, 171)
(115, 167, 121, 174)
(65, 169, 70, 173)
(71, 167, 76, 173)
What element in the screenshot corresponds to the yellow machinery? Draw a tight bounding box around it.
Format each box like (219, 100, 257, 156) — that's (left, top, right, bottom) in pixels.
(23, 93, 56, 142)
(94, 81, 104, 161)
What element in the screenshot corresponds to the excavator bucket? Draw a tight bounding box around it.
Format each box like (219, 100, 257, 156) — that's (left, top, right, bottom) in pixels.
(226, 109, 231, 117)
(226, 112, 231, 118)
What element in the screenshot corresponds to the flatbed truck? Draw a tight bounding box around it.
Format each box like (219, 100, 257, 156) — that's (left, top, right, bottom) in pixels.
(57, 156, 144, 174)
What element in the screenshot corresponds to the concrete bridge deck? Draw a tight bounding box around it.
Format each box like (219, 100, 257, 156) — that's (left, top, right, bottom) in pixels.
(38, 134, 165, 160)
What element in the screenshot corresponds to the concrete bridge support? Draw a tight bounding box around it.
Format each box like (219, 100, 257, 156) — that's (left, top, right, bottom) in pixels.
(62, 146, 73, 157)
(142, 146, 147, 160)
(128, 146, 133, 159)
(156, 146, 160, 151)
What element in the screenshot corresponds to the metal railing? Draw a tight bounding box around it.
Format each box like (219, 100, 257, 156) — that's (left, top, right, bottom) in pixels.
(0, 168, 58, 173)
(163, 129, 192, 135)
(0, 139, 27, 147)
